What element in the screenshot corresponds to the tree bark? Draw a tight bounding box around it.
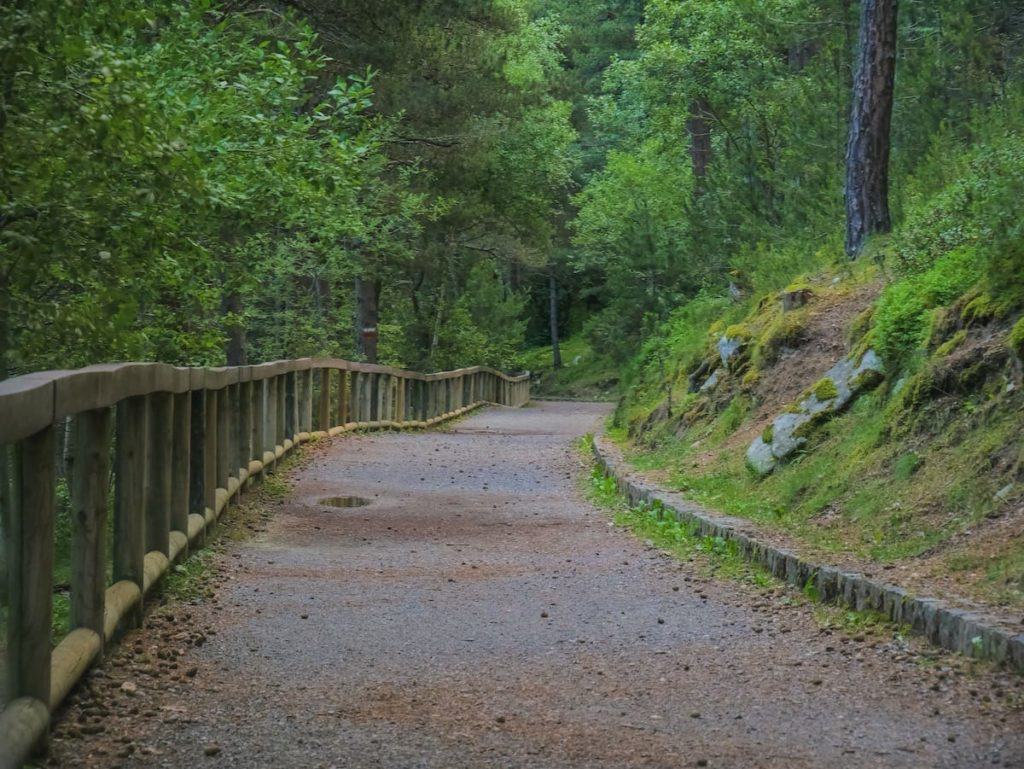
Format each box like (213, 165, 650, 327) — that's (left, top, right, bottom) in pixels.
(844, 0, 898, 258)
(686, 97, 713, 191)
(354, 277, 380, 363)
(549, 273, 562, 370)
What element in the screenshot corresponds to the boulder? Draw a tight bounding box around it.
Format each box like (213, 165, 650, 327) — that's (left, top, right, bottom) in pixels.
(746, 349, 885, 475)
(699, 368, 721, 393)
(717, 335, 743, 367)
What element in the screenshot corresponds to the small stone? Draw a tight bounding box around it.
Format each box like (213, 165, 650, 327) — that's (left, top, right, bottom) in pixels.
(541, 611, 548, 618)
(120, 681, 138, 697)
(204, 745, 221, 756)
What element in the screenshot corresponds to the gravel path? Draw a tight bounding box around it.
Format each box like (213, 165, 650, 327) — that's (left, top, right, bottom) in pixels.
(50, 401, 1024, 769)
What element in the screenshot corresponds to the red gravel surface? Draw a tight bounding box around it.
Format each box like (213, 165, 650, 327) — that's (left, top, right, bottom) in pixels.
(48, 402, 1024, 769)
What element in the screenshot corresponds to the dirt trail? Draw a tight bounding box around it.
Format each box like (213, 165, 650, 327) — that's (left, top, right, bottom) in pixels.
(50, 402, 1023, 769)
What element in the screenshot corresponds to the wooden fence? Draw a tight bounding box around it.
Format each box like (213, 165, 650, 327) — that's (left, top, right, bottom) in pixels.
(0, 358, 529, 767)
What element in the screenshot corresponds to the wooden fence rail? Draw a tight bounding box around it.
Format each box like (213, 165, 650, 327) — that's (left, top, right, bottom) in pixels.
(0, 358, 529, 768)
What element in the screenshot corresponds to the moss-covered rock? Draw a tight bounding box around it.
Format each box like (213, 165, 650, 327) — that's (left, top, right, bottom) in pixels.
(812, 377, 839, 401)
(761, 423, 774, 443)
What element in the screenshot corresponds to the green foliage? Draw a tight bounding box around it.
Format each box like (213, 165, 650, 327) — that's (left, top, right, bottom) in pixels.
(1010, 317, 1024, 359)
(1, 0, 578, 375)
(873, 247, 978, 373)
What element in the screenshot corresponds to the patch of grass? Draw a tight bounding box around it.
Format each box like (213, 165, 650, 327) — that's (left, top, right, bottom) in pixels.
(587, 466, 772, 588)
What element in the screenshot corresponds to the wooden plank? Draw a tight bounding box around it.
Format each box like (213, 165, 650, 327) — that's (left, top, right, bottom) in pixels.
(114, 396, 147, 628)
(145, 392, 173, 556)
(7, 425, 56, 712)
(170, 391, 191, 540)
(70, 408, 111, 642)
(336, 370, 349, 427)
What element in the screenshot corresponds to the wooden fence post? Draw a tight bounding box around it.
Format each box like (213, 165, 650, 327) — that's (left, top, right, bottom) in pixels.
(114, 395, 147, 628)
(318, 369, 331, 431)
(276, 374, 286, 448)
(337, 371, 349, 427)
(145, 393, 173, 557)
(7, 425, 56, 727)
(188, 390, 207, 536)
(204, 389, 218, 516)
(70, 408, 111, 644)
(253, 379, 265, 464)
(216, 386, 231, 491)
(285, 372, 297, 440)
(171, 392, 191, 547)
(238, 380, 252, 480)
(300, 369, 313, 434)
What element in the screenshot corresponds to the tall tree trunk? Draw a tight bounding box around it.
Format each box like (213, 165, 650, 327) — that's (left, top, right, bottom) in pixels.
(354, 277, 380, 363)
(221, 289, 247, 366)
(686, 96, 713, 192)
(844, 0, 898, 258)
(548, 273, 562, 370)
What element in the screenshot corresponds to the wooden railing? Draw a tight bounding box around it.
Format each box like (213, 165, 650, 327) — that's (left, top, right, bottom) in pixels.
(0, 358, 529, 767)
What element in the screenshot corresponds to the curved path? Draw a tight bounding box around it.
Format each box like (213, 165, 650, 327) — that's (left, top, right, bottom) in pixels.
(51, 402, 1023, 768)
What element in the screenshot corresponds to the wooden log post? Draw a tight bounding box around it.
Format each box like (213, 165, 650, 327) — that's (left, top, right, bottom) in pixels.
(253, 379, 265, 465)
(337, 371, 349, 427)
(318, 369, 331, 431)
(265, 376, 278, 460)
(396, 376, 406, 425)
(114, 395, 148, 628)
(188, 391, 207, 541)
(145, 393, 173, 557)
(349, 372, 359, 423)
(204, 389, 218, 517)
(6, 424, 56, 732)
(238, 380, 251, 480)
(70, 408, 111, 645)
(276, 374, 286, 448)
(171, 392, 191, 547)
(300, 369, 313, 434)
(285, 372, 297, 441)
(369, 374, 379, 423)
(216, 386, 231, 492)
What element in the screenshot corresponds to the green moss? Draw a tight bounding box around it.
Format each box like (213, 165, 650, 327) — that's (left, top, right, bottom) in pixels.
(725, 323, 752, 341)
(742, 369, 760, 388)
(762, 423, 774, 443)
(961, 292, 1009, 325)
(812, 377, 839, 401)
(755, 308, 808, 365)
(934, 329, 967, 357)
(850, 367, 885, 391)
(1009, 316, 1024, 359)
(783, 278, 813, 294)
(847, 306, 875, 347)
